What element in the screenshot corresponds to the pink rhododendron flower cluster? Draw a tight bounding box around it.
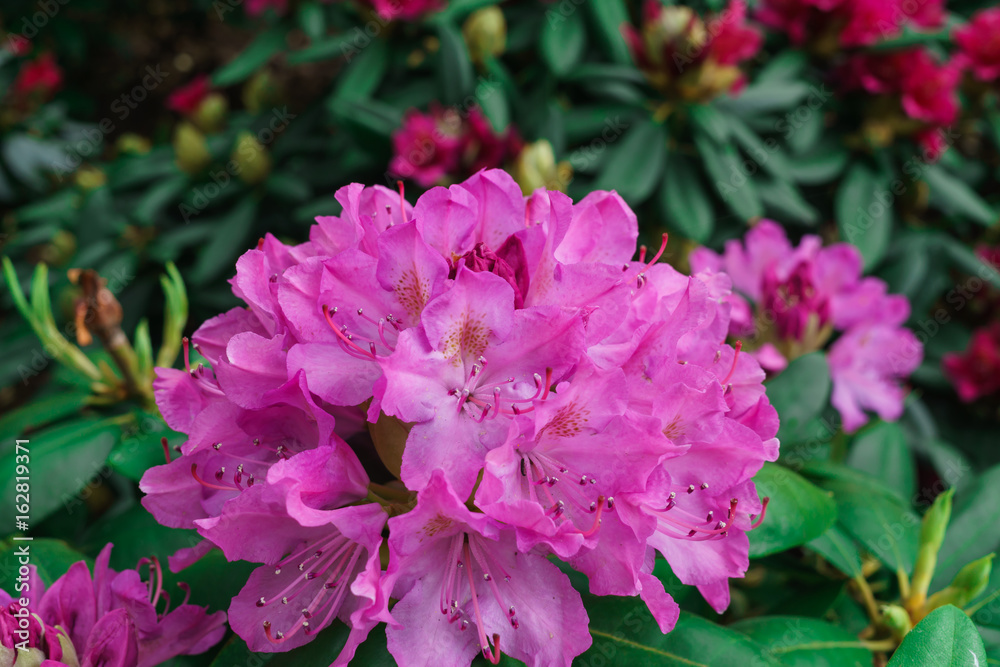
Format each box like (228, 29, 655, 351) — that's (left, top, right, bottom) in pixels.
(756, 0, 943, 48)
(390, 105, 522, 187)
(141, 169, 778, 666)
(623, 0, 762, 101)
(838, 48, 962, 155)
(954, 7, 1000, 83)
(9, 52, 62, 107)
(371, 0, 445, 20)
(944, 322, 1000, 402)
(1, 544, 225, 667)
(690, 220, 922, 433)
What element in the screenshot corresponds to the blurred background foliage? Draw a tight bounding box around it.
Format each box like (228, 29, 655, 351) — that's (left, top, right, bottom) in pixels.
(2, 0, 1000, 664)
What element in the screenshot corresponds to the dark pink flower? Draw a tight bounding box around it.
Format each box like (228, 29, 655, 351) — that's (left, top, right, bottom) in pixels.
(12, 52, 62, 99)
(370, 0, 445, 20)
(900, 50, 962, 126)
(954, 8, 1000, 82)
(245, 0, 289, 16)
(943, 323, 1000, 402)
(167, 75, 211, 116)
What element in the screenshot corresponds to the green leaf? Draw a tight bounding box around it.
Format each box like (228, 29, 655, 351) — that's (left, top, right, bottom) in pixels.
(717, 81, 813, 116)
(789, 145, 849, 185)
(541, 8, 586, 76)
(690, 105, 730, 144)
(932, 464, 1000, 590)
(288, 33, 361, 64)
(1, 419, 117, 527)
(0, 389, 91, 436)
(694, 133, 763, 222)
(755, 51, 809, 84)
(847, 422, 916, 502)
(107, 412, 184, 482)
(132, 174, 189, 225)
(330, 37, 389, 104)
(813, 471, 920, 572)
(765, 353, 831, 442)
(757, 178, 820, 225)
(659, 153, 715, 243)
(0, 538, 90, 591)
(836, 162, 892, 270)
(808, 525, 864, 577)
(731, 616, 871, 666)
(437, 21, 475, 104)
(593, 118, 666, 204)
(208, 621, 389, 667)
(585, 0, 632, 65)
(923, 163, 997, 227)
(213, 27, 287, 87)
(887, 605, 987, 666)
(189, 198, 258, 286)
(582, 599, 781, 667)
(298, 2, 326, 41)
(749, 463, 837, 558)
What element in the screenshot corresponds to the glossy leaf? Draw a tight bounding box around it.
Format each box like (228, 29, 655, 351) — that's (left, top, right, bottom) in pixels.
(765, 353, 831, 441)
(541, 8, 586, 77)
(731, 616, 871, 666)
(836, 162, 891, 270)
(750, 463, 837, 558)
(847, 421, 916, 503)
(887, 605, 987, 666)
(808, 525, 864, 577)
(594, 118, 666, 204)
(659, 152, 715, 243)
(213, 27, 286, 86)
(932, 464, 1000, 590)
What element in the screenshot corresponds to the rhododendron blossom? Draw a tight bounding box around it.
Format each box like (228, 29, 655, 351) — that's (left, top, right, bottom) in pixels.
(690, 220, 922, 432)
(944, 323, 1000, 402)
(0, 545, 225, 667)
(954, 8, 1000, 83)
(757, 0, 943, 48)
(142, 169, 778, 666)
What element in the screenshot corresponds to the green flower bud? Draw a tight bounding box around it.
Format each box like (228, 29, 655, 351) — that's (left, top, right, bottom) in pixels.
(192, 92, 229, 133)
(232, 131, 271, 185)
(513, 139, 572, 195)
(926, 554, 995, 612)
(242, 70, 282, 114)
(909, 488, 954, 611)
(881, 604, 913, 641)
(463, 6, 506, 65)
(115, 132, 151, 155)
(173, 122, 211, 174)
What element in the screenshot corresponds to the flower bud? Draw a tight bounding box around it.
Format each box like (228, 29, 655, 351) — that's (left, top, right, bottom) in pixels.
(513, 139, 571, 195)
(192, 92, 229, 133)
(173, 122, 211, 174)
(644, 6, 707, 68)
(242, 70, 282, 114)
(116, 133, 151, 155)
(463, 6, 506, 64)
(926, 554, 994, 612)
(232, 131, 271, 185)
(74, 165, 107, 191)
(908, 488, 954, 612)
(36, 230, 77, 267)
(881, 604, 912, 641)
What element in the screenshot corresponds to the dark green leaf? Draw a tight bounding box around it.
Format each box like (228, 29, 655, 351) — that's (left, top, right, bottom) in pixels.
(923, 164, 997, 226)
(731, 616, 871, 666)
(717, 81, 814, 116)
(694, 133, 763, 222)
(933, 464, 1000, 590)
(331, 37, 389, 104)
(808, 525, 864, 577)
(765, 353, 831, 441)
(749, 463, 837, 558)
(836, 162, 892, 270)
(213, 27, 287, 87)
(659, 152, 715, 243)
(755, 51, 809, 84)
(690, 105, 730, 144)
(789, 145, 849, 185)
(288, 33, 361, 64)
(1, 419, 117, 526)
(189, 198, 258, 286)
(887, 605, 986, 666)
(757, 178, 820, 225)
(847, 421, 916, 503)
(0, 538, 90, 590)
(437, 21, 475, 104)
(541, 8, 586, 77)
(593, 118, 666, 204)
(585, 0, 632, 65)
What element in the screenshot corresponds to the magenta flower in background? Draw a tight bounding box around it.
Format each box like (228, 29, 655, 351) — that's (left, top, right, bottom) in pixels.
(245, 0, 289, 16)
(0, 544, 225, 667)
(143, 169, 778, 665)
(390, 106, 520, 186)
(371, 0, 445, 20)
(944, 323, 1000, 402)
(756, 0, 943, 48)
(11, 52, 62, 100)
(167, 75, 211, 116)
(954, 8, 1000, 82)
(690, 220, 922, 432)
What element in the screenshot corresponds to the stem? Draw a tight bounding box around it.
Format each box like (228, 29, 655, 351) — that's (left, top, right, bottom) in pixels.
(852, 574, 881, 623)
(897, 567, 911, 601)
(861, 638, 898, 652)
(368, 482, 413, 504)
